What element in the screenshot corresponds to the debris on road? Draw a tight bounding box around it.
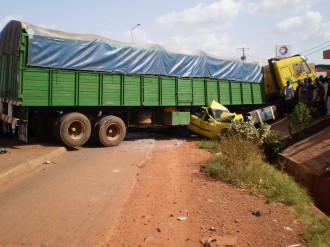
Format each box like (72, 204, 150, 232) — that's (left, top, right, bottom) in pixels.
(201, 235, 237, 247)
(200, 237, 215, 247)
(251, 210, 262, 217)
(199, 165, 207, 173)
(0, 149, 8, 155)
(177, 216, 187, 221)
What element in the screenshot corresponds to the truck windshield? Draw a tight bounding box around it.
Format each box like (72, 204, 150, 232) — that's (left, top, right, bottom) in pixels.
(192, 108, 205, 118)
(210, 109, 229, 121)
(302, 62, 311, 74)
(293, 62, 311, 75)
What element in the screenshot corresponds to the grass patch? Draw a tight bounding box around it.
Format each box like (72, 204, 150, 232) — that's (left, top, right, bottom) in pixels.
(297, 205, 330, 247)
(199, 135, 330, 247)
(198, 139, 220, 152)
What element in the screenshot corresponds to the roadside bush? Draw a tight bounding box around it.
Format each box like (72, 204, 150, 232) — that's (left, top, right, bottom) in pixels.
(262, 130, 285, 163)
(229, 117, 260, 141)
(229, 117, 284, 163)
(206, 135, 310, 204)
(288, 102, 313, 137)
(207, 136, 265, 190)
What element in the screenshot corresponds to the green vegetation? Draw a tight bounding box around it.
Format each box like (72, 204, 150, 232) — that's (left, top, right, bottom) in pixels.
(200, 136, 310, 205)
(230, 117, 285, 163)
(198, 120, 330, 246)
(288, 102, 313, 137)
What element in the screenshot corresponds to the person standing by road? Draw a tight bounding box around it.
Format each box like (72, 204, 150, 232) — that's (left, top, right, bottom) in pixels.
(283, 81, 295, 114)
(306, 77, 316, 107)
(301, 78, 309, 104)
(294, 79, 302, 104)
(325, 75, 330, 115)
(315, 82, 326, 116)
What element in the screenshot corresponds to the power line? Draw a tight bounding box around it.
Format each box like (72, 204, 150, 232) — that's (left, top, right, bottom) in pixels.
(245, 57, 257, 62)
(300, 41, 330, 54)
(246, 54, 267, 62)
(246, 57, 268, 65)
(304, 44, 330, 56)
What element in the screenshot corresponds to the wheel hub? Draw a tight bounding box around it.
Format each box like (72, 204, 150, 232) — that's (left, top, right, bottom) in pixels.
(106, 124, 120, 139)
(68, 121, 85, 139)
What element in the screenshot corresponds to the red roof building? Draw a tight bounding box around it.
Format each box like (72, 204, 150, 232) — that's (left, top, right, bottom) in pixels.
(323, 49, 330, 59)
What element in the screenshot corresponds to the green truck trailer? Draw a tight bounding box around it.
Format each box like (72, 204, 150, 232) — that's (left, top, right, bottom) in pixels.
(0, 21, 314, 147)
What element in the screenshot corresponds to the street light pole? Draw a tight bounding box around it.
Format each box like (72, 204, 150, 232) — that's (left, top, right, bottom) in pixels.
(130, 24, 140, 43)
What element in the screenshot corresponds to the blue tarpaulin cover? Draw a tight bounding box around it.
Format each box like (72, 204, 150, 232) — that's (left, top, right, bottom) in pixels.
(5, 21, 263, 83)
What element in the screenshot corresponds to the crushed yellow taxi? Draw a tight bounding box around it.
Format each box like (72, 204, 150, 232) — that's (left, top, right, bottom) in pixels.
(188, 100, 244, 138)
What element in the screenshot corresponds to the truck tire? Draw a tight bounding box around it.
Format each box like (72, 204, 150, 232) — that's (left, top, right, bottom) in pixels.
(89, 115, 103, 145)
(56, 112, 91, 147)
(93, 115, 126, 147)
(180, 126, 191, 137)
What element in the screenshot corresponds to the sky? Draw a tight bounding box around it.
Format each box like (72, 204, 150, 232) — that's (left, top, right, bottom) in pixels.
(1, 0, 330, 65)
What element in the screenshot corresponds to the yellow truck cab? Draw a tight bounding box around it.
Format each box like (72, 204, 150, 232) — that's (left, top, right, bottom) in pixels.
(264, 55, 315, 98)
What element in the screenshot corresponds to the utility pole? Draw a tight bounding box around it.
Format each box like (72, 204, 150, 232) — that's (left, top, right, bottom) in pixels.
(237, 47, 249, 61)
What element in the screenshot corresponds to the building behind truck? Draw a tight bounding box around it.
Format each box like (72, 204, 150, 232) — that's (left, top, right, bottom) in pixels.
(0, 20, 315, 146)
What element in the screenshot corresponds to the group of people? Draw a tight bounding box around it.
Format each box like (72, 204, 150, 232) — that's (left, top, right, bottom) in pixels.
(281, 75, 329, 116)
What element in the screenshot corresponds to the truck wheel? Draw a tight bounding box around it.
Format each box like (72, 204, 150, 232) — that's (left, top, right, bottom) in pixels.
(180, 126, 191, 137)
(57, 112, 91, 147)
(89, 116, 103, 144)
(94, 115, 126, 147)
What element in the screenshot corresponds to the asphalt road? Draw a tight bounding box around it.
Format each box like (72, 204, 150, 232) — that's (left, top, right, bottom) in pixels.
(0, 134, 155, 246)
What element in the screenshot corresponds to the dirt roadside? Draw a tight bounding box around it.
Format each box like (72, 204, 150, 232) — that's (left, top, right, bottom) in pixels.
(0, 137, 64, 174)
(108, 139, 305, 247)
(1, 116, 328, 246)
